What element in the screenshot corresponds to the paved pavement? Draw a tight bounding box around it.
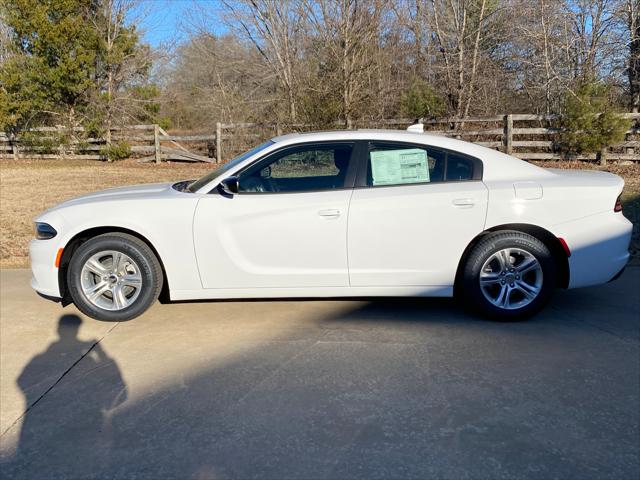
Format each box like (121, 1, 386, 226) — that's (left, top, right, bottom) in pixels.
(0, 268, 638, 479)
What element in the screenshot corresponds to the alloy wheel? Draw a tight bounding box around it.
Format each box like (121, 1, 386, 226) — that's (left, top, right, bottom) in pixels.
(479, 248, 543, 310)
(80, 250, 143, 311)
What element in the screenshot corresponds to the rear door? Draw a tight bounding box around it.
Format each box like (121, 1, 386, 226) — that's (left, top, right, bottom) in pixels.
(347, 141, 488, 287)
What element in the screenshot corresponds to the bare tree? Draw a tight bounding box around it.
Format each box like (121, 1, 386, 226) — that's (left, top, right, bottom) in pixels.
(157, 0, 638, 128)
(511, 0, 572, 113)
(160, 33, 274, 129)
(220, 0, 304, 122)
(90, 0, 156, 136)
(624, 0, 639, 111)
(429, 0, 492, 118)
(565, 0, 619, 81)
(304, 0, 385, 128)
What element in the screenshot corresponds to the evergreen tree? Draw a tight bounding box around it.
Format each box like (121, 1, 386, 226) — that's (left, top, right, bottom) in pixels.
(0, 0, 101, 132)
(0, 0, 156, 135)
(559, 82, 630, 157)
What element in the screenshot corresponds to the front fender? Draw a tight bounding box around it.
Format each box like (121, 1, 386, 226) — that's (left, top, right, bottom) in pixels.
(30, 196, 202, 300)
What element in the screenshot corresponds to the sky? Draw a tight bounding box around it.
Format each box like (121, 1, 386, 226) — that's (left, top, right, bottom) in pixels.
(132, 0, 227, 48)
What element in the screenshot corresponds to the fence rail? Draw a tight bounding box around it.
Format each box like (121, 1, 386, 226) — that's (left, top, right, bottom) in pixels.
(1, 113, 639, 164)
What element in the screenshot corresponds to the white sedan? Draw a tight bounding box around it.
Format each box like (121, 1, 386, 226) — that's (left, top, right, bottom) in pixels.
(30, 129, 632, 321)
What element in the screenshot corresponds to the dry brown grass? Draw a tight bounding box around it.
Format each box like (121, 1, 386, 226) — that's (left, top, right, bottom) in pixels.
(1, 158, 639, 268)
(0, 159, 212, 268)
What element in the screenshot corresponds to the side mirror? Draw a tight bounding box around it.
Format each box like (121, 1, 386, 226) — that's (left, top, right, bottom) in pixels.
(219, 176, 239, 195)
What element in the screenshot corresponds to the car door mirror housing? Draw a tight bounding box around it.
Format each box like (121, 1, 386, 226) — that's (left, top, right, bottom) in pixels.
(219, 176, 239, 195)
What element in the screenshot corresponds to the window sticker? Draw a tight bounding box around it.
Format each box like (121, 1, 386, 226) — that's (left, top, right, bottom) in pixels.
(370, 148, 430, 186)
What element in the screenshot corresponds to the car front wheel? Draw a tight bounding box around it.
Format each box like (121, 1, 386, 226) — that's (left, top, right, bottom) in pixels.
(459, 231, 557, 320)
(67, 233, 163, 321)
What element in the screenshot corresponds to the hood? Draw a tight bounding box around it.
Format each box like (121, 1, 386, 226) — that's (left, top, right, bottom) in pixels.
(44, 182, 174, 213)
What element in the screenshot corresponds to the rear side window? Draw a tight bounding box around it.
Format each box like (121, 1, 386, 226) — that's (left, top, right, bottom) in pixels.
(366, 142, 478, 187)
(446, 152, 474, 181)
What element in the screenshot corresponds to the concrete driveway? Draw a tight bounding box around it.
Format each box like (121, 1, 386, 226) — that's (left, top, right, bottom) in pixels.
(0, 268, 638, 479)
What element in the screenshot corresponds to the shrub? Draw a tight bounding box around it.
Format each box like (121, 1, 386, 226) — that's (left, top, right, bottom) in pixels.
(400, 79, 445, 120)
(558, 82, 630, 155)
(100, 141, 131, 161)
(19, 131, 65, 154)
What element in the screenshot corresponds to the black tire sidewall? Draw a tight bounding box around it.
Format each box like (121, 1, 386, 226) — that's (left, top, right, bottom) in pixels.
(67, 235, 161, 321)
(461, 232, 556, 320)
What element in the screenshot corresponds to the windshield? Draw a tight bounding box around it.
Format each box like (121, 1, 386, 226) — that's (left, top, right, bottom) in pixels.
(186, 141, 274, 193)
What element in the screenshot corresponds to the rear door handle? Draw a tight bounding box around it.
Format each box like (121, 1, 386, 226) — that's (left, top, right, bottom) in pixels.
(318, 209, 341, 218)
(452, 198, 475, 208)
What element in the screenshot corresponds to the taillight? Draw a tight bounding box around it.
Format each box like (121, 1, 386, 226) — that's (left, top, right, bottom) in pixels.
(614, 195, 623, 213)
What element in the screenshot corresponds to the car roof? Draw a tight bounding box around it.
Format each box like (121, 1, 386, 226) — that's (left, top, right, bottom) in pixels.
(272, 129, 442, 143)
(270, 129, 550, 182)
(272, 128, 492, 162)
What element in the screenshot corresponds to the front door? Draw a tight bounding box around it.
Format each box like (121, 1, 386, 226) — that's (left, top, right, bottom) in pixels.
(193, 142, 357, 289)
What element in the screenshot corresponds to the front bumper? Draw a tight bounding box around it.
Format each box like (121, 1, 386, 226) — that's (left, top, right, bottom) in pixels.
(29, 238, 62, 298)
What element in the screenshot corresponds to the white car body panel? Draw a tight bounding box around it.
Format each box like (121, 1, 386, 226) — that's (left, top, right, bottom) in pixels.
(193, 189, 352, 289)
(30, 183, 202, 297)
(347, 181, 488, 286)
(29, 130, 632, 303)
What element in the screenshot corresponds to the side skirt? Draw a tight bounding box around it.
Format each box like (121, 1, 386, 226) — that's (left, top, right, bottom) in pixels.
(169, 285, 453, 302)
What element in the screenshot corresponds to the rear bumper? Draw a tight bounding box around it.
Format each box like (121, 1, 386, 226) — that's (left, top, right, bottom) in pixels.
(608, 265, 626, 283)
(29, 239, 62, 298)
(555, 212, 632, 289)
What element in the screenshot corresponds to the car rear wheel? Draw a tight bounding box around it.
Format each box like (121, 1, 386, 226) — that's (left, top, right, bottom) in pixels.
(67, 233, 163, 321)
(459, 231, 556, 320)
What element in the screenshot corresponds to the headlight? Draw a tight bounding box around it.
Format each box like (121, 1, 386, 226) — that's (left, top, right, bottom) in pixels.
(34, 222, 57, 240)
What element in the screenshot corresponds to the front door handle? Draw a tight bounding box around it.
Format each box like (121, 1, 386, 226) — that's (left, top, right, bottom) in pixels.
(452, 198, 475, 208)
(318, 209, 341, 218)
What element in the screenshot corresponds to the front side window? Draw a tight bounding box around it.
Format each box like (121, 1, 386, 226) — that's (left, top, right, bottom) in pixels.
(238, 143, 354, 193)
(366, 142, 477, 187)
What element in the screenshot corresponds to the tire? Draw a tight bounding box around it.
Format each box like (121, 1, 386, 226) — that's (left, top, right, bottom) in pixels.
(459, 231, 556, 320)
(67, 233, 163, 321)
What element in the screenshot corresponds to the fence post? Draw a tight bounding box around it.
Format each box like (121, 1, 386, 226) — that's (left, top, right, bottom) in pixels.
(10, 133, 18, 160)
(154, 124, 161, 164)
(599, 146, 608, 166)
(276, 123, 282, 136)
(627, 117, 638, 158)
(216, 122, 222, 164)
(503, 114, 513, 154)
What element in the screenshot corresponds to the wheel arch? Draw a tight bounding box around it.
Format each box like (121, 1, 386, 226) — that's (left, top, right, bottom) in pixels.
(58, 226, 170, 305)
(454, 223, 570, 294)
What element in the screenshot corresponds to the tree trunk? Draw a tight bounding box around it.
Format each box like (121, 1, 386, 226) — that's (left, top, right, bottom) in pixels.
(287, 87, 297, 122)
(630, 1, 640, 113)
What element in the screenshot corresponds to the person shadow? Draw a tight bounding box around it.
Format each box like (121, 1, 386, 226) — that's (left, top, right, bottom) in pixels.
(4, 314, 127, 478)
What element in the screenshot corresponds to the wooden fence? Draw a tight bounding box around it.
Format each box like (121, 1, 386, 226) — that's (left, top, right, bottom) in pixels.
(1, 113, 638, 163)
(0, 124, 216, 163)
(419, 113, 640, 162)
